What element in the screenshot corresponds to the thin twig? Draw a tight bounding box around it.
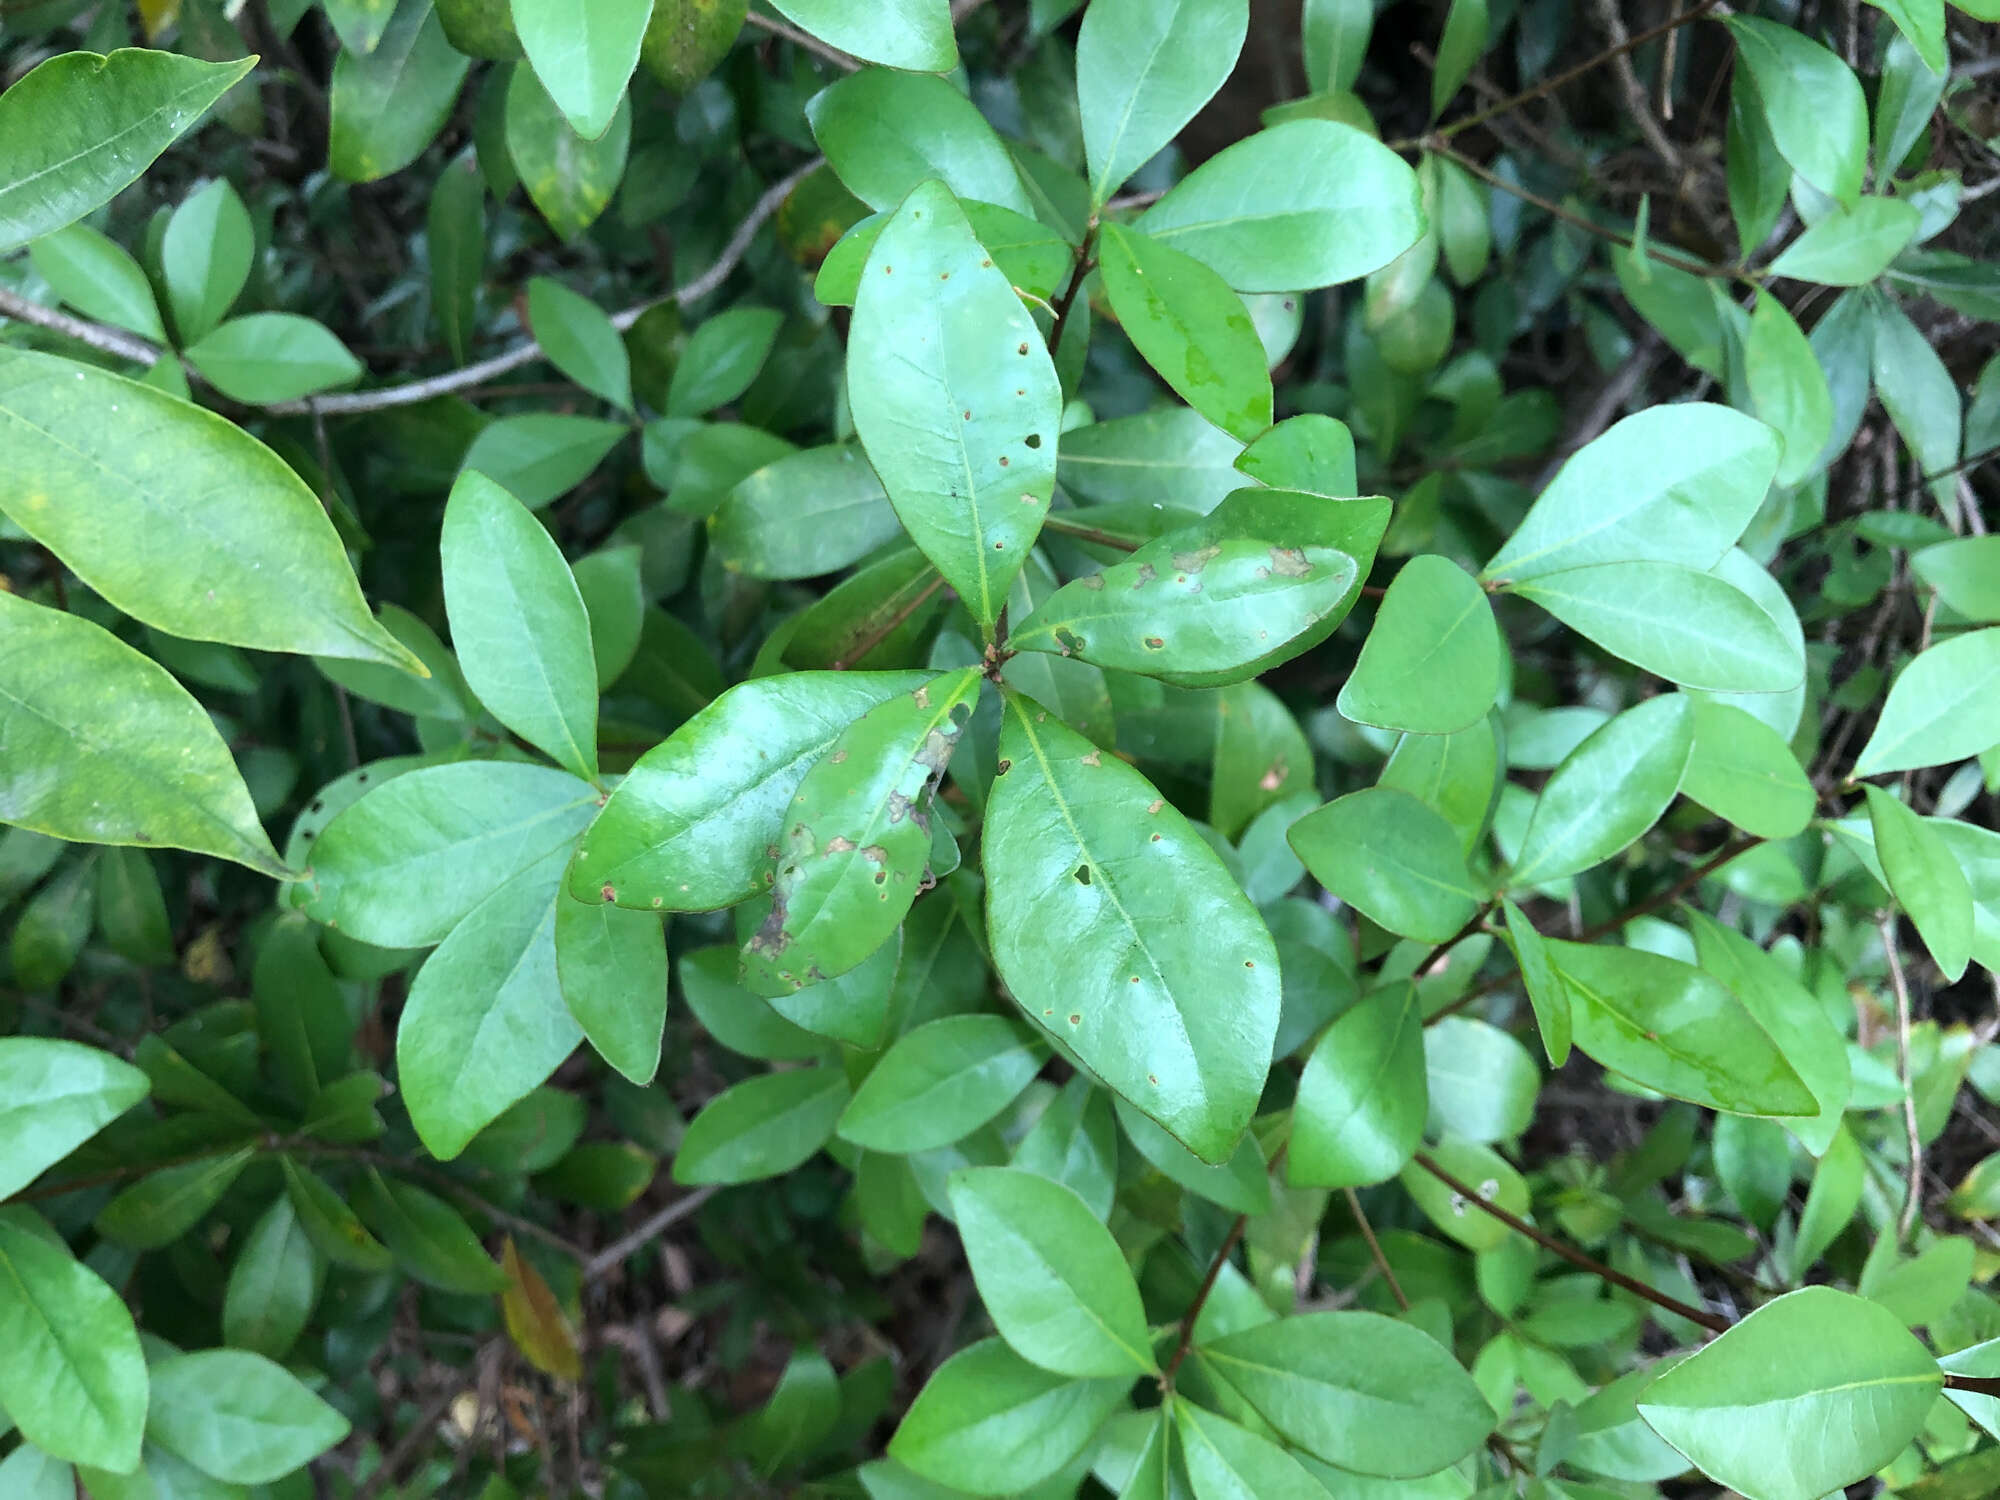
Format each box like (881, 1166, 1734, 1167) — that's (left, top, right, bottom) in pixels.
(1412, 1152, 1730, 1333)
(1045, 221, 1100, 358)
(1160, 1215, 1249, 1385)
(829, 573, 948, 670)
(0, 286, 162, 363)
(1343, 1188, 1410, 1310)
(1881, 914, 1924, 1243)
(583, 1186, 718, 1278)
(744, 10, 859, 69)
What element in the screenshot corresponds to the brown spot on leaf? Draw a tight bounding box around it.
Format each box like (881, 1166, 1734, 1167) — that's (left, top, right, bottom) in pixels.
(1147, 799, 1163, 814)
(1080, 750, 1102, 767)
(826, 835, 857, 853)
(1259, 759, 1290, 792)
(1269, 546, 1313, 577)
(1144, 636, 1164, 650)
(600, 884, 616, 902)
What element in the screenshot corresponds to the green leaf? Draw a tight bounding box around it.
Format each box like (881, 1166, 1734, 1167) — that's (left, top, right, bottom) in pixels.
(505, 66, 631, 240)
(1681, 698, 1814, 839)
(668, 305, 784, 417)
(1866, 785, 1973, 982)
(1400, 1138, 1525, 1251)
(398, 866, 580, 1159)
(1872, 298, 1962, 510)
(95, 845, 173, 966)
(0, 595, 287, 875)
(299, 760, 599, 946)
(1636, 1286, 1939, 1500)
(1767, 197, 1922, 286)
(1174, 1396, 1323, 1499)
(817, 201, 1074, 309)
(146, 1349, 349, 1485)
(0, 49, 256, 253)
(1057, 408, 1245, 511)
(441, 470, 600, 781)
(638, 0, 745, 88)
(322, 0, 397, 52)
(1725, 17, 1867, 206)
(1914, 537, 2000, 623)
(1510, 561, 1803, 693)
(1116, 1096, 1270, 1213)
(1867, 0, 1947, 74)
(9, 857, 92, 993)
(1099, 222, 1273, 442)
(0, 349, 420, 667)
(1211, 679, 1312, 838)
(351, 1169, 508, 1293)
(222, 1195, 321, 1361)
(573, 545, 646, 689)
(328, 0, 471, 183)
(1288, 981, 1427, 1189)
(1234, 414, 1357, 496)
(1875, 30, 1946, 175)
(572, 670, 930, 909)
(1502, 897, 1571, 1066)
(766, 926, 902, 1048)
(1076, 0, 1248, 206)
(1853, 628, 2000, 776)
(838, 1015, 1047, 1153)
(1338, 555, 1500, 733)
(282, 1160, 394, 1273)
(528, 278, 632, 410)
(679, 944, 825, 1061)
(1199, 1310, 1494, 1476)
(28, 223, 166, 340)
(555, 892, 666, 1083)
(460, 414, 627, 512)
(709, 442, 906, 579)
(0, 1446, 72, 1500)
(985, 694, 1280, 1163)
(847, 181, 1061, 630)
(769, 0, 955, 70)
(1291, 787, 1483, 941)
(95, 1147, 254, 1249)
(0, 1038, 150, 1201)
(1304, 0, 1372, 92)
(1512, 695, 1694, 885)
(429, 149, 484, 363)
(888, 1337, 1129, 1495)
(1547, 940, 1816, 1116)
(0, 1216, 147, 1473)
(742, 670, 981, 994)
(316, 604, 475, 721)
(807, 71, 1033, 217)
(1010, 532, 1357, 688)
(1010, 1075, 1118, 1219)
(513, 0, 649, 140)
(673, 1066, 850, 1185)
(1743, 292, 1832, 488)
(947, 1166, 1155, 1376)
(1482, 405, 1779, 583)
(1426, 1017, 1539, 1144)
(1686, 912, 1851, 1156)
(184, 313, 363, 404)
(1726, 71, 1789, 254)
(1430, 0, 1488, 118)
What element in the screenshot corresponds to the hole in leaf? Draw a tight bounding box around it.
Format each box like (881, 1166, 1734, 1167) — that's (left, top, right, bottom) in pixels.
(1073, 865, 1091, 885)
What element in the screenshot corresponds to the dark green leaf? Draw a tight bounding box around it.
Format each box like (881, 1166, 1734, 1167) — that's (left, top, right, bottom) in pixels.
(1289, 981, 1426, 1189)
(1076, 0, 1247, 206)
(808, 71, 1033, 216)
(1338, 555, 1500, 733)
(221, 1195, 321, 1361)
(1290, 788, 1483, 942)
(673, 1066, 849, 1185)
(504, 66, 630, 240)
(708, 443, 905, 580)
(351, 1170, 508, 1293)
(329, 0, 471, 183)
(1725, 17, 1866, 205)
(838, 1015, 1047, 1153)
(1512, 695, 1695, 885)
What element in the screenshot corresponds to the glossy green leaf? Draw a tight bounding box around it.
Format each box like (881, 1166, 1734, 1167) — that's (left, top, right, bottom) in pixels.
(1510, 561, 1803, 692)
(1117, 1095, 1270, 1213)
(398, 864, 580, 1159)
(1076, 0, 1247, 206)
(0, 594, 287, 875)
(1199, 1310, 1494, 1476)
(1875, 29, 1946, 173)
(769, 0, 955, 70)
(1682, 698, 1814, 839)
(572, 545, 646, 689)
(667, 305, 785, 417)
(1338, 555, 1500, 733)
(9, 857, 92, 993)
(552, 895, 666, 1086)
(0, 1217, 147, 1473)
(0, 1038, 149, 1203)
(807, 71, 1033, 216)
(709, 442, 906, 580)
(765, 924, 902, 1048)
(948, 1166, 1154, 1376)
(1099, 222, 1273, 442)
(1727, 70, 1789, 254)
(429, 149, 484, 362)
(1482, 405, 1779, 583)
(0, 349, 419, 667)
(572, 670, 930, 909)
(1914, 537, 2000, 623)
(1430, 0, 1488, 117)
(29, 223, 166, 340)
(1211, 679, 1313, 838)
(299, 760, 598, 946)
(1793, 1124, 1863, 1271)
(184, 313, 363, 404)
(95, 1147, 254, 1249)
(0, 1446, 71, 1500)
(505, 67, 631, 239)
(673, 1066, 849, 1184)
(459, 414, 627, 512)
(147, 1349, 349, 1485)
(816, 201, 1073, 310)
(441, 470, 600, 781)
(888, 1338, 1130, 1495)
(323, 0, 397, 51)
(1426, 1017, 1538, 1144)
(513, 0, 649, 141)
(1502, 896, 1571, 1066)
(637, 0, 744, 88)
(1637, 1287, 1939, 1500)
(1399, 1138, 1525, 1252)
(1303, 0, 1372, 91)
(848, 181, 1061, 629)
(1288, 981, 1427, 1189)
(329, 0, 471, 183)
(1872, 298, 1962, 509)
(351, 1170, 508, 1293)
(282, 1160, 394, 1272)
(1867, 0, 1947, 75)
(1767, 197, 1922, 286)
(1866, 785, 1973, 982)
(1057, 408, 1245, 511)
(985, 694, 1280, 1162)
(95, 845, 173, 967)
(1010, 1075, 1117, 1219)
(1548, 940, 1816, 1116)
(1725, 17, 1866, 206)
(1853, 629, 2000, 776)
(222, 1195, 321, 1361)
(1234, 414, 1358, 496)
(1137, 119, 1423, 292)
(1743, 292, 1832, 487)
(0, 49, 256, 253)
(1291, 788, 1483, 941)
(1513, 695, 1694, 885)
(1174, 1396, 1323, 1499)
(528, 277, 632, 409)
(838, 1015, 1047, 1153)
